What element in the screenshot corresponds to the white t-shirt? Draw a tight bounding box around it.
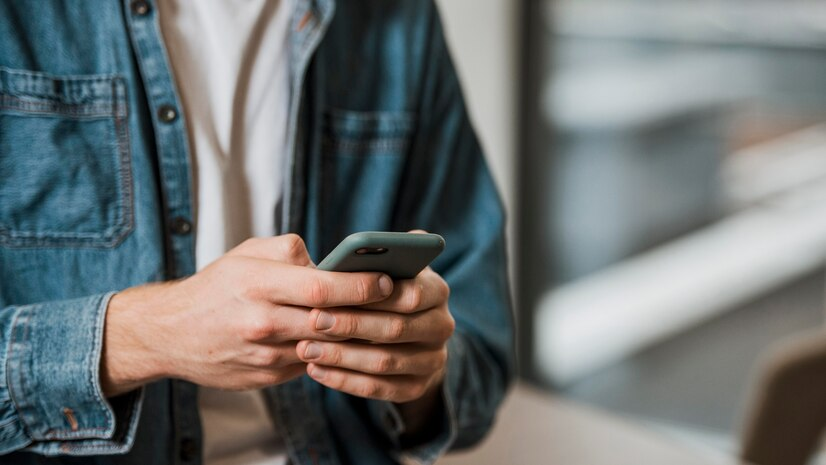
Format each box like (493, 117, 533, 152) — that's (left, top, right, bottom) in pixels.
(158, 1, 292, 464)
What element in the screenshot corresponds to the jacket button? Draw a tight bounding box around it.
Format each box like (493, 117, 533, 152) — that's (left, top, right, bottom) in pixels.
(130, 0, 151, 16)
(170, 217, 192, 235)
(179, 437, 197, 461)
(158, 105, 178, 123)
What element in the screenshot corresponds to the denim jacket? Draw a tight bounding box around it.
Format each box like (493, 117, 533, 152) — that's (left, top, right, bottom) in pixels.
(0, 1, 513, 464)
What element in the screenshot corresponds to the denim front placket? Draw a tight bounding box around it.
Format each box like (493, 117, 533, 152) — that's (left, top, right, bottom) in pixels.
(122, 1, 201, 464)
(265, 1, 346, 465)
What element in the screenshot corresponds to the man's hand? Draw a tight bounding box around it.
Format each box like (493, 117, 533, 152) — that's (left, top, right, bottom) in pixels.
(100, 235, 394, 396)
(296, 266, 454, 405)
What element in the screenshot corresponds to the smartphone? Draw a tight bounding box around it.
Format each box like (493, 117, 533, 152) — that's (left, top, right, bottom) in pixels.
(317, 232, 445, 279)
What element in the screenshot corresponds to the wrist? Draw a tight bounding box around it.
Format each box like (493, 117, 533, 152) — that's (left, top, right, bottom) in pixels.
(396, 374, 445, 431)
(394, 380, 446, 447)
(100, 284, 173, 396)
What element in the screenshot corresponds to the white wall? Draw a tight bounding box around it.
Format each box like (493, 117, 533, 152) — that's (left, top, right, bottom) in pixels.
(434, 0, 519, 224)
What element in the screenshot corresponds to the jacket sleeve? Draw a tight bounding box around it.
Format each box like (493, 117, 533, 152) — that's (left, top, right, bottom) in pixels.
(373, 2, 516, 462)
(0, 292, 143, 455)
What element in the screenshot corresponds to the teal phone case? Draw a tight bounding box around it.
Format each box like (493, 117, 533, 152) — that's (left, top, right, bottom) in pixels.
(317, 232, 445, 279)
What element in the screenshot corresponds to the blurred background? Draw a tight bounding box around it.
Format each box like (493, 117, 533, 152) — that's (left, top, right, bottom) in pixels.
(436, 0, 826, 462)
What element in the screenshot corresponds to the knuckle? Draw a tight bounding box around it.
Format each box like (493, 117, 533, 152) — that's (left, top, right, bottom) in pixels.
(359, 382, 383, 399)
(437, 312, 456, 342)
(406, 285, 423, 312)
(281, 234, 307, 261)
(306, 278, 331, 307)
(385, 387, 403, 402)
(439, 279, 451, 301)
(438, 347, 449, 366)
(325, 373, 345, 391)
(255, 348, 284, 367)
(387, 317, 407, 342)
(268, 353, 286, 368)
(373, 354, 396, 374)
(408, 384, 427, 401)
(226, 262, 263, 299)
(446, 314, 456, 338)
(355, 276, 370, 303)
(428, 348, 449, 372)
(241, 315, 275, 341)
(340, 315, 359, 337)
(239, 278, 264, 301)
(326, 346, 343, 365)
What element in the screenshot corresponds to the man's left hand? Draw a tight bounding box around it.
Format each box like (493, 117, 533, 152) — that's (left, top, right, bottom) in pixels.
(297, 266, 454, 404)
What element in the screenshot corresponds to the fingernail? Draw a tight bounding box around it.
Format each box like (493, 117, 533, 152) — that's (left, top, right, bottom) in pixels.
(379, 275, 393, 296)
(310, 365, 327, 380)
(304, 342, 322, 360)
(315, 311, 335, 331)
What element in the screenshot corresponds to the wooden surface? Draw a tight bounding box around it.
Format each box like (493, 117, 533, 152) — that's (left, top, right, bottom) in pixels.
(437, 382, 738, 465)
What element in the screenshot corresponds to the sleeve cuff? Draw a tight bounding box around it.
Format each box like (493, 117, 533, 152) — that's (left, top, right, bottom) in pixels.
(4, 292, 143, 455)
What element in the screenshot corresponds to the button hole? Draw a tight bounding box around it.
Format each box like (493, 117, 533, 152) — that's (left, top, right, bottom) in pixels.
(62, 407, 78, 431)
(297, 11, 313, 31)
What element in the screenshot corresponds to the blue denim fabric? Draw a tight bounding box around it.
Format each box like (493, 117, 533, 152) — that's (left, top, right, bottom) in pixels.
(0, 1, 514, 464)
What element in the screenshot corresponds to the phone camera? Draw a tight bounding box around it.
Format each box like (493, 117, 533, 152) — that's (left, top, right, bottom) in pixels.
(355, 247, 388, 255)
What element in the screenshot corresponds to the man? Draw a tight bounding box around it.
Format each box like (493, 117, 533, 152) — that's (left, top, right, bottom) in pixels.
(0, 0, 513, 464)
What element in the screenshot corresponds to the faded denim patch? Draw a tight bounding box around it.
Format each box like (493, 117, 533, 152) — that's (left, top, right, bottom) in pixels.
(321, 109, 414, 245)
(0, 67, 133, 248)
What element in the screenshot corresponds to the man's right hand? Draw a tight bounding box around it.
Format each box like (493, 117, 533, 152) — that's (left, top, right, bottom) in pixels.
(100, 234, 393, 397)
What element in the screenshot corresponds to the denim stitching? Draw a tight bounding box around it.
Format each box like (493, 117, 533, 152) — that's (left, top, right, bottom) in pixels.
(55, 390, 143, 447)
(323, 110, 416, 140)
(321, 109, 415, 156)
(322, 136, 410, 154)
(0, 67, 120, 103)
(112, 79, 136, 247)
(0, 66, 120, 82)
(325, 107, 416, 122)
(43, 426, 110, 440)
(6, 307, 34, 437)
(88, 294, 114, 434)
(59, 441, 128, 453)
(0, 96, 119, 118)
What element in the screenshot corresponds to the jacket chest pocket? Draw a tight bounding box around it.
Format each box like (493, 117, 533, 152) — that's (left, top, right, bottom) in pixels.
(321, 109, 414, 243)
(0, 67, 133, 248)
